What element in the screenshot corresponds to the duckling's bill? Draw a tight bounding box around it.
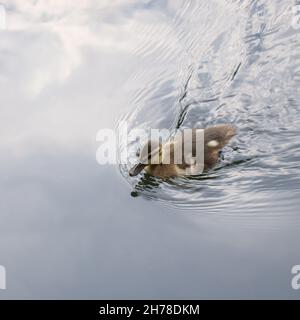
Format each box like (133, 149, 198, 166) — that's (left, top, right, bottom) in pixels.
(129, 163, 146, 176)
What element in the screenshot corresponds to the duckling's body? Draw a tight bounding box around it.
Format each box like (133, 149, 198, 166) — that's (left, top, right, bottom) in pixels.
(129, 124, 236, 178)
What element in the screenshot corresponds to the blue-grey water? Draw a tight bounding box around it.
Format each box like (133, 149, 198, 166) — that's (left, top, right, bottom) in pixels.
(1, 0, 300, 299)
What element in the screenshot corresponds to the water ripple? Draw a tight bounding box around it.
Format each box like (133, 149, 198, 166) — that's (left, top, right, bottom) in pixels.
(118, 0, 300, 216)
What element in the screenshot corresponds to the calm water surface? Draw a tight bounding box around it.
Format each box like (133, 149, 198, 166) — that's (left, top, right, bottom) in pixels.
(0, 0, 300, 299)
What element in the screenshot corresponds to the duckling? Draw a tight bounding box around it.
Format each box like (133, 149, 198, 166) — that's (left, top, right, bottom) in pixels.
(129, 124, 236, 178)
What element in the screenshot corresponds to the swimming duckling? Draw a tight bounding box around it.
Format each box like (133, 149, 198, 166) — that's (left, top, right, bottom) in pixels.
(129, 124, 236, 178)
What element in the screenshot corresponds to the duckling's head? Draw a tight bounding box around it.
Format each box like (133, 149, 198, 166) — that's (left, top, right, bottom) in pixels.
(129, 137, 192, 178)
(129, 140, 162, 177)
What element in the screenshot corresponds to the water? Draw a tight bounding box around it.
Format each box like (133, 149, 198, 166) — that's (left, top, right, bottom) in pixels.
(119, 0, 300, 212)
(0, 0, 300, 299)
